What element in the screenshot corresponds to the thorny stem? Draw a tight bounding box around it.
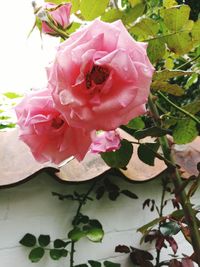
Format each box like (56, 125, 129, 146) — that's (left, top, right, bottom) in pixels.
(158, 91, 200, 125)
(148, 94, 200, 266)
(156, 178, 168, 267)
(70, 180, 97, 267)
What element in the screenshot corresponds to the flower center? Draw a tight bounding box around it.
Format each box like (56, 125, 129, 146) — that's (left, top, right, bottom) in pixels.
(85, 65, 110, 89)
(51, 117, 64, 129)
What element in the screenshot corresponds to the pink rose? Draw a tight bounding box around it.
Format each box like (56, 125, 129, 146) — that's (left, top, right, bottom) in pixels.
(42, 2, 71, 34)
(90, 130, 121, 153)
(15, 89, 92, 164)
(47, 19, 154, 131)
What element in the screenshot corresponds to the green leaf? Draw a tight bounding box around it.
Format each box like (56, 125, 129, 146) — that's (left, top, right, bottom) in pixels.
(185, 73, 198, 90)
(85, 220, 104, 242)
(80, 0, 109, 20)
(53, 239, 69, 248)
(38, 235, 50, 247)
(164, 32, 193, 55)
(67, 22, 81, 34)
(86, 227, 104, 242)
(153, 70, 194, 81)
(163, 0, 178, 8)
(137, 143, 160, 166)
(89, 219, 103, 229)
(88, 260, 101, 267)
(19, 233, 36, 247)
(104, 261, 120, 267)
(70, 0, 80, 13)
(68, 227, 85, 242)
(170, 209, 185, 220)
(62, 249, 68, 257)
(134, 126, 168, 139)
(128, 0, 143, 7)
(120, 190, 138, 199)
(50, 249, 67, 260)
(160, 221, 180, 236)
(101, 9, 123, 22)
(192, 20, 200, 46)
(29, 247, 45, 263)
(147, 39, 166, 63)
(126, 117, 145, 130)
(96, 186, 105, 200)
(182, 100, 200, 115)
(3, 92, 23, 99)
(0, 123, 16, 130)
(130, 17, 159, 38)
(173, 119, 198, 144)
(101, 139, 133, 168)
(161, 5, 190, 32)
(137, 217, 164, 234)
(108, 191, 120, 201)
(151, 81, 184, 96)
(0, 116, 11, 120)
(122, 4, 145, 24)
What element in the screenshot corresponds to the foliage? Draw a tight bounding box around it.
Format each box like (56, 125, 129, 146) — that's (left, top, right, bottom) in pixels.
(20, 176, 138, 266)
(9, 0, 200, 266)
(0, 92, 22, 130)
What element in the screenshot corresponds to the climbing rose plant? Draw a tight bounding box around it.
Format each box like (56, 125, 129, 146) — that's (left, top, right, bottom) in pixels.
(14, 0, 200, 266)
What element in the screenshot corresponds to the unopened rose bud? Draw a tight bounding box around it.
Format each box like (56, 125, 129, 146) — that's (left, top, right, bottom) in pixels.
(41, 2, 72, 35)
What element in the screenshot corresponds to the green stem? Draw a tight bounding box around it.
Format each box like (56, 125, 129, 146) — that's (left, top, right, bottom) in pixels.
(177, 54, 200, 70)
(69, 180, 97, 267)
(148, 94, 200, 266)
(113, 0, 119, 9)
(158, 91, 200, 125)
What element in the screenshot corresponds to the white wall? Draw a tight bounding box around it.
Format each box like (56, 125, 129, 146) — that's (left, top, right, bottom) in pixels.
(0, 172, 195, 267)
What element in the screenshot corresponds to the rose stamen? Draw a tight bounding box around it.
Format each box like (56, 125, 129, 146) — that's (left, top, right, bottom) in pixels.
(51, 117, 64, 129)
(85, 65, 110, 89)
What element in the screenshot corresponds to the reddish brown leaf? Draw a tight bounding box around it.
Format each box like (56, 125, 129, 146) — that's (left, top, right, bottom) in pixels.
(166, 236, 178, 254)
(115, 245, 130, 254)
(169, 259, 182, 267)
(155, 236, 165, 251)
(182, 258, 194, 267)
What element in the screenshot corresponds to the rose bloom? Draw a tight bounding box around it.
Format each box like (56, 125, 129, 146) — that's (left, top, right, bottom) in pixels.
(47, 19, 154, 131)
(90, 130, 121, 153)
(15, 89, 92, 164)
(42, 2, 71, 34)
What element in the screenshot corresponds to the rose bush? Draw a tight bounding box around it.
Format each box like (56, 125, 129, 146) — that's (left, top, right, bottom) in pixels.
(90, 130, 121, 153)
(41, 2, 71, 35)
(15, 89, 92, 164)
(47, 19, 154, 131)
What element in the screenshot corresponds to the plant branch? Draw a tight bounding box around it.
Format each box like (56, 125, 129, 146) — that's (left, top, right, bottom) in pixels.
(177, 54, 200, 70)
(113, 0, 119, 9)
(70, 180, 97, 267)
(156, 178, 168, 266)
(157, 91, 200, 125)
(148, 93, 200, 266)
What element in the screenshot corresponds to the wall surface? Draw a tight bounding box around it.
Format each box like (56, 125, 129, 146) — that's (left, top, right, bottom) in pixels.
(0, 172, 195, 267)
